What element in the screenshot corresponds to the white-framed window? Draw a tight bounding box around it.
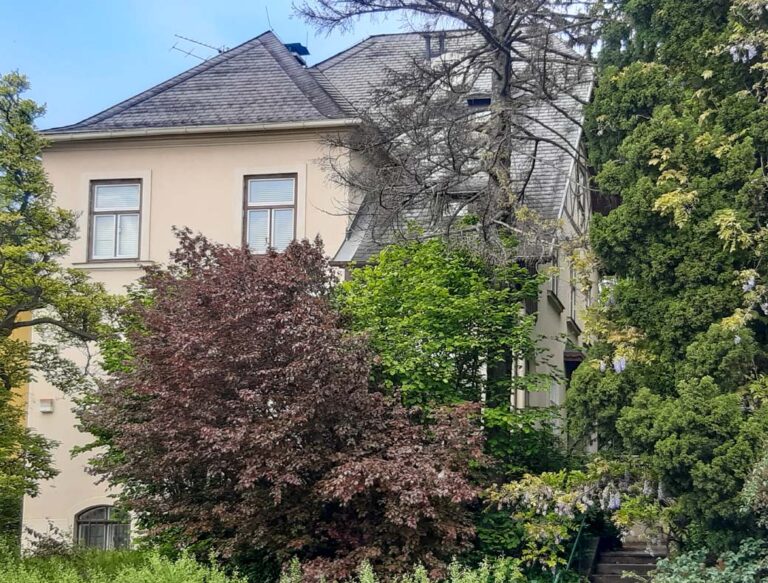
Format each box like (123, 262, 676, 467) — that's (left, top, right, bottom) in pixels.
(569, 265, 578, 320)
(89, 180, 141, 261)
(244, 175, 296, 253)
(550, 254, 560, 295)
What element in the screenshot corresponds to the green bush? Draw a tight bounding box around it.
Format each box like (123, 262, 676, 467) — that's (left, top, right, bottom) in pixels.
(278, 557, 563, 583)
(0, 549, 246, 583)
(650, 539, 768, 583)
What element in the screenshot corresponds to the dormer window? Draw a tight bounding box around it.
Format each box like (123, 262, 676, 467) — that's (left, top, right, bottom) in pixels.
(424, 33, 446, 59)
(467, 96, 491, 107)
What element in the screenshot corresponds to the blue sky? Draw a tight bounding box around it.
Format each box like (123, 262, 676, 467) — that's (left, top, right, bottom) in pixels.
(0, 0, 405, 129)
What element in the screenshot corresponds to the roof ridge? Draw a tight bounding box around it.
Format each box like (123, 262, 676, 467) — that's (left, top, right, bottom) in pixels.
(44, 32, 273, 133)
(313, 28, 473, 71)
(308, 69, 359, 116)
(312, 36, 377, 71)
(258, 32, 347, 119)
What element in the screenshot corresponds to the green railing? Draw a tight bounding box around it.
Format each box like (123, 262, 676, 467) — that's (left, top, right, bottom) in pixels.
(553, 514, 594, 583)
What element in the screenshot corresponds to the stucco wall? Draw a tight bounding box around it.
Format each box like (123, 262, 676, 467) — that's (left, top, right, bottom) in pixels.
(22, 127, 594, 541)
(23, 129, 351, 541)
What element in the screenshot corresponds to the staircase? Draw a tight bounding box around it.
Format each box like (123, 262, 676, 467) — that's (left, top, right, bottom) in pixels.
(590, 542, 667, 582)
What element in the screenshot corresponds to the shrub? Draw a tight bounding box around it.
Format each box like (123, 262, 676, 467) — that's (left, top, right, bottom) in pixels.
(0, 550, 245, 583)
(84, 233, 484, 580)
(649, 539, 768, 582)
(279, 557, 539, 583)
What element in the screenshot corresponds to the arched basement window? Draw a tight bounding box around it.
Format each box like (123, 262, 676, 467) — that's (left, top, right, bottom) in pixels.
(75, 506, 130, 550)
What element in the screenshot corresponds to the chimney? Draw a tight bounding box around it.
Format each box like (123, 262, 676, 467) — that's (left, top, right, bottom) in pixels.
(284, 43, 310, 66)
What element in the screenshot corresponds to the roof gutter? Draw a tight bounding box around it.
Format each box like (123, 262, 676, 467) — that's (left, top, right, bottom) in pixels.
(43, 118, 361, 142)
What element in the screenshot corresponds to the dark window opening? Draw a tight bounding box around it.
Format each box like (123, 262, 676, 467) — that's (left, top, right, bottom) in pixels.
(467, 97, 491, 107)
(564, 351, 585, 382)
(425, 33, 446, 59)
(76, 506, 130, 550)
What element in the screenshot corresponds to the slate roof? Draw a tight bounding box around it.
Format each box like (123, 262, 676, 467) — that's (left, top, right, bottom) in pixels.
(325, 31, 593, 263)
(44, 32, 354, 134)
(316, 30, 483, 109)
(44, 29, 591, 264)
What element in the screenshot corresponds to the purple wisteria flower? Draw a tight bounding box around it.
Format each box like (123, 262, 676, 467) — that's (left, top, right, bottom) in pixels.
(608, 492, 622, 511)
(730, 43, 760, 63)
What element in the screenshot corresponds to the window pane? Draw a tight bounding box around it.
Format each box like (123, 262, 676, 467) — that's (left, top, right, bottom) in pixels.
(248, 178, 294, 206)
(79, 523, 106, 549)
(79, 507, 108, 521)
(272, 208, 294, 252)
(247, 210, 270, 253)
(94, 183, 140, 211)
(93, 215, 116, 259)
(117, 214, 139, 258)
(109, 523, 131, 550)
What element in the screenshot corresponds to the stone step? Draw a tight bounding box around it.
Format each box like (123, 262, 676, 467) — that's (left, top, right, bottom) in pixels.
(600, 550, 667, 563)
(622, 543, 667, 553)
(595, 562, 655, 575)
(591, 575, 640, 583)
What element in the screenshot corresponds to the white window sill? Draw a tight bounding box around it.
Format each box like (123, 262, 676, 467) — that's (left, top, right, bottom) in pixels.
(72, 260, 154, 270)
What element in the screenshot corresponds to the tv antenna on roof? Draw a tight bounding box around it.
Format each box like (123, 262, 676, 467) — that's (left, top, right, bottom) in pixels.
(171, 34, 229, 61)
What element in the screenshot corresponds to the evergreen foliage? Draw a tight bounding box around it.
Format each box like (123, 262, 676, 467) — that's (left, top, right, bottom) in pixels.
(570, 0, 768, 548)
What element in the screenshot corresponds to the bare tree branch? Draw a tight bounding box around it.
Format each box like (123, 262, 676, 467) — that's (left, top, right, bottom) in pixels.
(301, 1, 606, 261)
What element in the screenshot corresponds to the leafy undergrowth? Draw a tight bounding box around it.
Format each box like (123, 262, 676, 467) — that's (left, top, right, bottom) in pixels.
(0, 548, 577, 583)
(649, 539, 768, 583)
(279, 558, 573, 583)
(0, 549, 246, 583)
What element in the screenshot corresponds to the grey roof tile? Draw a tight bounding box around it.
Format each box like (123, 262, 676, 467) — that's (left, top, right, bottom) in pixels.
(323, 31, 593, 263)
(43, 27, 591, 264)
(44, 32, 350, 133)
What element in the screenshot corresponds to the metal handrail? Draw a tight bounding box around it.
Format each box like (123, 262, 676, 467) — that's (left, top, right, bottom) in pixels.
(553, 513, 588, 583)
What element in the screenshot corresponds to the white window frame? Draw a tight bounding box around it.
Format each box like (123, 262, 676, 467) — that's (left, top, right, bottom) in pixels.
(89, 180, 142, 261)
(569, 265, 578, 320)
(244, 175, 296, 253)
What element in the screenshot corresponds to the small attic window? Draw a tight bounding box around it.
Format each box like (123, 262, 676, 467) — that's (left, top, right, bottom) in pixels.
(424, 33, 446, 59)
(467, 96, 491, 107)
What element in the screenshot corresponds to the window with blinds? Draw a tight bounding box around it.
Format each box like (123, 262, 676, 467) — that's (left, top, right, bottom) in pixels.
(90, 181, 141, 260)
(245, 176, 296, 253)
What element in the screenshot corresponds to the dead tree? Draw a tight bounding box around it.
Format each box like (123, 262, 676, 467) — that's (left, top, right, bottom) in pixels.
(299, 0, 606, 261)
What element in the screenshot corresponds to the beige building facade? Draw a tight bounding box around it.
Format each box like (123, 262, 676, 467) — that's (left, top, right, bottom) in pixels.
(24, 126, 355, 542)
(23, 30, 594, 545)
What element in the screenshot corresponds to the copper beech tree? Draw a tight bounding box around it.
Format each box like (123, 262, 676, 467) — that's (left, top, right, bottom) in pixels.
(84, 231, 483, 579)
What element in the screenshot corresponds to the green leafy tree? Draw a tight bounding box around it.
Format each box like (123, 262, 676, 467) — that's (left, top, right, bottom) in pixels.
(336, 241, 561, 475)
(0, 72, 115, 533)
(336, 240, 571, 559)
(337, 240, 542, 408)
